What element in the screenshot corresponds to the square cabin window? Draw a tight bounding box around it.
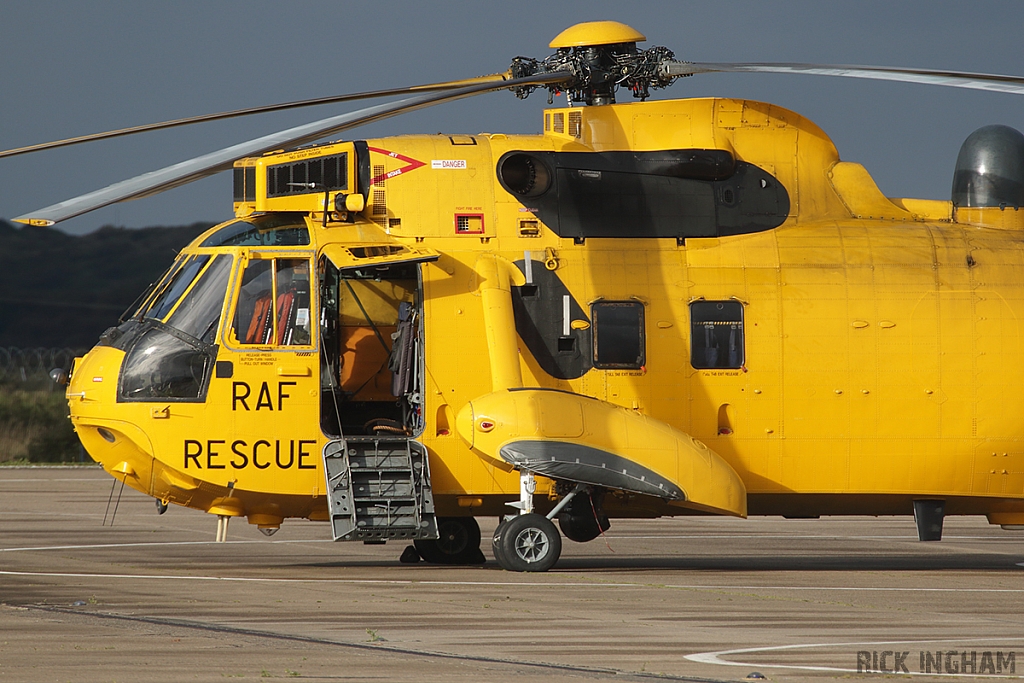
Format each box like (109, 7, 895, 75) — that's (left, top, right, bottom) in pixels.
(592, 301, 645, 369)
(690, 300, 744, 369)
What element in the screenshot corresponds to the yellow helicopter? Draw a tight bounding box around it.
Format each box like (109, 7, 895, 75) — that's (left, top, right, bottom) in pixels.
(10, 21, 1024, 571)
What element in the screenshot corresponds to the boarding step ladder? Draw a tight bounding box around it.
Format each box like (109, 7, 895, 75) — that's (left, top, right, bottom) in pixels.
(322, 437, 438, 542)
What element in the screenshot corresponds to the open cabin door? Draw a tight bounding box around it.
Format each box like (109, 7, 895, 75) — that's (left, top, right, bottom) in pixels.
(318, 242, 436, 437)
(317, 241, 438, 542)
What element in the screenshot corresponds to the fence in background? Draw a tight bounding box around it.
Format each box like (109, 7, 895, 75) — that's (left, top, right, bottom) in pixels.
(0, 347, 85, 382)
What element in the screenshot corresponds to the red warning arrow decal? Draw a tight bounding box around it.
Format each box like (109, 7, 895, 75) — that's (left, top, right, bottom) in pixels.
(367, 147, 426, 186)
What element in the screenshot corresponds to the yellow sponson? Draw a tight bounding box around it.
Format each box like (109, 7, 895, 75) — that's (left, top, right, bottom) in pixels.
(549, 21, 646, 49)
(987, 512, 1024, 526)
(457, 388, 747, 518)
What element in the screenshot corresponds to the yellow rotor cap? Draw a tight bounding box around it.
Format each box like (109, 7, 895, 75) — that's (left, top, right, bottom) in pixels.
(549, 21, 646, 49)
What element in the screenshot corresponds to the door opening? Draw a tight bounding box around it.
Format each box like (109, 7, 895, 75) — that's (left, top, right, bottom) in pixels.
(319, 259, 423, 437)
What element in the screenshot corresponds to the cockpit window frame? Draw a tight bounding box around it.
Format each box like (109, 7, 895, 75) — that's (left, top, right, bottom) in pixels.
(117, 254, 233, 404)
(130, 255, 187, 321)
(222, 250, 318, 353)
(164, 254, 233, 345)
(117, 320, 220, 403)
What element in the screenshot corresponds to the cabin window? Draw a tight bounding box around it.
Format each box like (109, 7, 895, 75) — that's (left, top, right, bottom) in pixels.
(592, 301, 645, 369)
(231, 258, 313, 346)
(690, 300, 744, 369)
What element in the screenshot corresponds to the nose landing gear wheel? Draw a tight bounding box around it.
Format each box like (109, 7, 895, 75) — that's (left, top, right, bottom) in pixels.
(414, 516, 484, 565)
(493, 513, 562, 572)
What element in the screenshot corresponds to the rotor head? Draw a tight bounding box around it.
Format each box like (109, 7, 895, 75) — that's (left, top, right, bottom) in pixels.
(511, 21, 674, 106)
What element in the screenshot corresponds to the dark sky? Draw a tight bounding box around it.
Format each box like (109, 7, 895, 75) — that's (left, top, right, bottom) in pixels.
(2, 0, 1022, 234)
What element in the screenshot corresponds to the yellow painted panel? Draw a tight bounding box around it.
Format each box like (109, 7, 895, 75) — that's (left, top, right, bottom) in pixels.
(829, 162, 913, 220)
(780, 439, 850, 491)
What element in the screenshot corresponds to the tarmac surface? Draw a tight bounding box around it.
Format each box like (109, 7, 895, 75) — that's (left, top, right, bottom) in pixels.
(2, 467, 1024, 682)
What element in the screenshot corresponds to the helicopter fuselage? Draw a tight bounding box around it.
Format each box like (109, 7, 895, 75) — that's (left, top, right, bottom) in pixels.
(67, 96, 1024, 537)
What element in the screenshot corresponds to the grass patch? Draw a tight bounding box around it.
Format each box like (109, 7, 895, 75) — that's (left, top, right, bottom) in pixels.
(0, 384, 84, 463)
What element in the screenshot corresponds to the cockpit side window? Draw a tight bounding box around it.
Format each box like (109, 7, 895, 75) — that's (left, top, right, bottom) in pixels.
(275, 259, 312, 345)
(230, 257, 313, 347)
(233, 260, 272, 344)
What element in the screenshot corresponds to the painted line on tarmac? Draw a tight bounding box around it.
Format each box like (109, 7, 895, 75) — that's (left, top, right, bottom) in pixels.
(686, 638, 1024, 678)
(4, 569, 1024, 592)
(3, 569, 729, 587)
(606, 534, 1005, 540)
(24, 605, 733, 683)
(1, 534, 1007, 553)
(0, 478, 106, 482)
(0, 539, 332, 553)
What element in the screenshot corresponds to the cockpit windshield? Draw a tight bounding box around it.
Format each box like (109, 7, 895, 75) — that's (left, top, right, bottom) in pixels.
(165, 256, 232, 344)
(140, 254, 209, 321)
(116, 254, 232, 402)
(135, 254, 232, 339)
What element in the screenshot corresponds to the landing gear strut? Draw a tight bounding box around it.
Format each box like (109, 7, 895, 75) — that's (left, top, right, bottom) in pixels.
(492, 475, 586, 572)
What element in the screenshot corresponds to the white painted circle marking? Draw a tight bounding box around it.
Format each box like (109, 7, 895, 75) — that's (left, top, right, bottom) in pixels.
(687, 638, 1024, 678)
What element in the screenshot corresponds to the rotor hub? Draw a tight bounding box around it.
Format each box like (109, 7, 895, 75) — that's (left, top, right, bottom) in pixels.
(510, 21, 676, 105)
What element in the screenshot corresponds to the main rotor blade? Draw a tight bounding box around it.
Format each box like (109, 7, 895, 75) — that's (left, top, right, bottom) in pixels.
(0, 73, 510, 160)
(13, 71, 569, 227)
(662, 62, 1024, 95)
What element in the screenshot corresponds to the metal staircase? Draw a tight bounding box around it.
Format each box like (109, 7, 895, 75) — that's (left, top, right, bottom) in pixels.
(322, 437, 438, 542)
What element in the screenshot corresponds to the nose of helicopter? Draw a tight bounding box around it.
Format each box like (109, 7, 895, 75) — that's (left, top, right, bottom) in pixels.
(65, 343, 296, 532)
(66, 345, 157, 494)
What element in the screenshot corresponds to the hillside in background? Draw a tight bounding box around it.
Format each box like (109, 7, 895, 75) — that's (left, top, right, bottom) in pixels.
(0, 220, 213, 348)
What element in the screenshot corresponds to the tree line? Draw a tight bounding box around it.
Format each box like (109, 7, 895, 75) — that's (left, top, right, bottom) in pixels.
(0, 220, 212, 463)
(0, 220, 212, 348)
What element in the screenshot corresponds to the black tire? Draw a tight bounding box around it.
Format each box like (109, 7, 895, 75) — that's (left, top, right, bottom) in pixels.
(494, 513, 561, 572)
(491, 518, 509, 566)
(415, 516, 482, 565)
